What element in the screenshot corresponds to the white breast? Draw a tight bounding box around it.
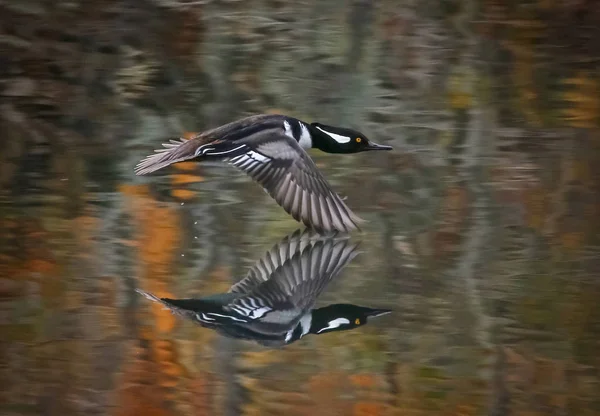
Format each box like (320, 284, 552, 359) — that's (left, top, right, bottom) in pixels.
(283, 120, 294, 140)
(299, 314, 312, 338)
(283, 120, 313, 149)
(298, 123, 313, 149)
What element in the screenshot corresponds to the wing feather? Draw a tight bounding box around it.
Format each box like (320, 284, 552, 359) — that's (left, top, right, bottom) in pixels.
(229, 132, 363, 233)
(226, 236, 360, 317)
(229, 229, 329, 294)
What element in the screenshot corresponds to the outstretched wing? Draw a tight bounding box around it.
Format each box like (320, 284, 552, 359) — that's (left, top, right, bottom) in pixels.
(225, 236, 360, 320)
(229, 229, 339, 295)
(228, 131, 363, 233)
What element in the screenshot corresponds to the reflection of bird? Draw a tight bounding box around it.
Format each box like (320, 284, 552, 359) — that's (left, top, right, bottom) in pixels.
(135, 114, 392, 233)
(136, 230, 391, 347)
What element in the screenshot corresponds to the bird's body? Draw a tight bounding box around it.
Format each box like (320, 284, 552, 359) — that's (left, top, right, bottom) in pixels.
(135, 114, 391, 233)
(136, 230, 390, 347)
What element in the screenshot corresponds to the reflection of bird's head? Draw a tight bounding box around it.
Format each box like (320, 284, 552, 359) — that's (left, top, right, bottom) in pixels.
(311, 304, 392, 335)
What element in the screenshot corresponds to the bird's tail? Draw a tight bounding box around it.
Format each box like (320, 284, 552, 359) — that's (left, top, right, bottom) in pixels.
(135, 288, 163, 303)
(135, 135, 249, 176)
(135, 288, 196, 320)
(135, 137, 200, 175)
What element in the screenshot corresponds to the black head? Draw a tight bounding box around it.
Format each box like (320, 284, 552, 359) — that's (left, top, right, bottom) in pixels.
(310, 303, 392, 335)
(309, 123, 393, 154)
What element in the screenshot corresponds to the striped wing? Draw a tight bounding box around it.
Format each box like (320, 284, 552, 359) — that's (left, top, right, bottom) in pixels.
(229, 133, 363, 233)
(224, 236, 360, 320)
(229, 229, 342, 295)
(134, 115, 279, 175)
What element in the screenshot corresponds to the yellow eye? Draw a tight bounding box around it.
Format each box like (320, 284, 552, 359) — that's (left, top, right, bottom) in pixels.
(356, 137, 362, 143)
(355, 318, 361, 325)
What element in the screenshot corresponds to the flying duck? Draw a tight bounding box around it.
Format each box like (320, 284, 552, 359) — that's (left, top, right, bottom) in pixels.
(135, 230, 391, 347)
(134, 114, 392, 233)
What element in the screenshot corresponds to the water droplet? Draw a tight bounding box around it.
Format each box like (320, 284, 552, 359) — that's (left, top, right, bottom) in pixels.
(194, 221, 198, 224)
(181, 202, 184, 206)
(194, 236, 198, 239)
(181, 254, 185, 257)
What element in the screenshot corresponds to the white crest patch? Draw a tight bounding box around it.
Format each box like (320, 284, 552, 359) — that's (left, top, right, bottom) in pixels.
(315, 126, 351, 144)
(316, 317, 350, 333)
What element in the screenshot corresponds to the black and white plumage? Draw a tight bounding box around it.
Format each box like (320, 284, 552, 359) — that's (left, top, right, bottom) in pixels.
(135, 229, 391, 347)
(134, 114, 392, 233)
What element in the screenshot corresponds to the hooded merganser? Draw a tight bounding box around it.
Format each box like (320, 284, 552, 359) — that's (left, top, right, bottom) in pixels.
(134, 114, 392, 233)
(135, 230, 391, 347)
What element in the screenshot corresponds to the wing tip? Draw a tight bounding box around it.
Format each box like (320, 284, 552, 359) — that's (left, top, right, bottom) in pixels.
(311, 212, 366, 234)
(350, 214, 367, 233)
(133, 152, 174, 176)
(134, 137, 192, 176)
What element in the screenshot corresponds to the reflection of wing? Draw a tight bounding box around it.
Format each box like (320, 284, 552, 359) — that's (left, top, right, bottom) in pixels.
(229, 132, 363, 233)
(225, 234, 360, 320)
(229, 229, 331, 295)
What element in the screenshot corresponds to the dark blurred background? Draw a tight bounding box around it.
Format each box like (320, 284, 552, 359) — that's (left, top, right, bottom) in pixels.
(1, 0, 600, 415)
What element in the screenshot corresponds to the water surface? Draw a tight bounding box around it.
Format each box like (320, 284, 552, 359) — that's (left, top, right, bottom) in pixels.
(1, 1, 600, 415)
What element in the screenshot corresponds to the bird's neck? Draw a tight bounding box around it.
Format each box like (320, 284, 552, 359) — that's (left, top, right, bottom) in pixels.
(284, 119, 314, 149)
(286, 308, 350, 344)
(284, 312, 313, 343)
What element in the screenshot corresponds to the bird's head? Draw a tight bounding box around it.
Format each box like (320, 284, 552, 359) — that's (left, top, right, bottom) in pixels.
(309, 123, 392, 154)
(311, 304, 392, 335)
